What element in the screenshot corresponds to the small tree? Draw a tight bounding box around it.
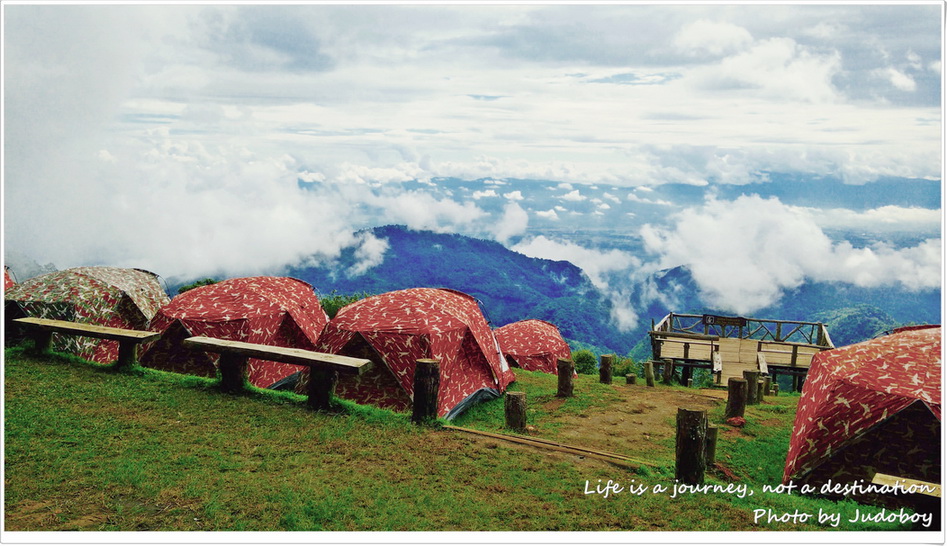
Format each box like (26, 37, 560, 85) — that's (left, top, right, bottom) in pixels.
(177, 278, 219, 294)
(573, 349, 597, 375)
(319, 291, 373, 319)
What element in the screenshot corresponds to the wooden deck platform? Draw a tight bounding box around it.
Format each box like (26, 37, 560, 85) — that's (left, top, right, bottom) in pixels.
(649, 313, 833, 391)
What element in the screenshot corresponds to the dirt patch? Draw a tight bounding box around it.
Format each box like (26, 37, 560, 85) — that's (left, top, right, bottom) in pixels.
(549, 385, 723, 463)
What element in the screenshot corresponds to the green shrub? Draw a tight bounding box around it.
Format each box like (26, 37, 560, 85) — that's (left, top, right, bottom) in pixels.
(319, 291, 373, 319)
(177, 278, 219, 294)
(572, 349, 597, 375)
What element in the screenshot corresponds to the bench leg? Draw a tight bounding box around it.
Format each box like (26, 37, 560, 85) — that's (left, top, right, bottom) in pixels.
(307, 369, 339, 411)
(219, 353, 249, 393)
(116, 341, 137, 370)
(30, 330, 53, 355)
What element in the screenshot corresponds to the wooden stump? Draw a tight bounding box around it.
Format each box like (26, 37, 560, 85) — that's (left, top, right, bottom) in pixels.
(687, 378, 694, 388)
(662, 358, 674, 384)
(412, 359, 440, 424)
(675, 408, 707, 485)
(758, 379, 766, 402)
(626, 373, 636, 385)
(599, 354, 614, 384)
(725, 378, 748, 419)
(308, 369, 339, 411)
(556, 358, 574, 398)
(504, 392, 527, 432)
(644, 361, 656, 387)
(705, 425, 718, 465)
(763, 376, 772, 396)
(218, 353, 248, 394)
(743, 370, 761, 405)
(773, 383, 779, 397)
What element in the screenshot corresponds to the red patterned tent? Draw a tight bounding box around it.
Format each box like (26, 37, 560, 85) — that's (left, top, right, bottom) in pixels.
(298, 288, 515, 419)
(139, 277, 329, 389)
(4, 267, 169, 363)
(783, 325, 941, 508)
(495, 319, 572, 375)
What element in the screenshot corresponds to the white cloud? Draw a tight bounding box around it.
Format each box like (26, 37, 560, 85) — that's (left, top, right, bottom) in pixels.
(535, 209, 560, 220)
(512, 236, 643, 330)
(673, 20, 753, 58)
(560, 190, 586, 202)
(492, 202, 529, 243)
(641, 195, 941, 314)
(875, 67, 917, 92)
(603, 192, 621, 204)
(504, 190, 524, 201)
(347, 232, 389, 276)
(557, 183, 573, 190)
(598, 203, 611, 210)
(472, 189, 499, 199)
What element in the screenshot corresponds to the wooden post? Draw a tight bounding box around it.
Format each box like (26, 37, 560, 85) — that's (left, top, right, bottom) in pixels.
(116, 341, 137, 370)
(675, 408, 707, 485)
(725, 378, 747, 419)
(30, 330, 53, 355)
(773, 383, 779, 396)
(662, 358, 674, 384)
(218, 353, 248, 394)
(504, 392, 527, 432)
(412, 359, 440, 424)
(683, 342, 690, 360)
(644, 361, 656, 387)
(705, 426, 718, 465)
(556, 358, 574, 397)
(681, 366, 691, 387)
(743, 370, 761, 405)
(308, 369, 339, 411)
(599, 354, 614, 384)
(626, 373, 636, 385)
(687, 378, 694, 388)
(758, 379, 766, 402)
(763, 376, 772, 396)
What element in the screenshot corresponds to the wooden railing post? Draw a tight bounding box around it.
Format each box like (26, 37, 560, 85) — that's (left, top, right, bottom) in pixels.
(725, 378, 747, 419)
(599, 354, 614, 384)
(556, 358, 574, 397)
(412, 359, 440, 424)
(676, 408, 707, 485)
(505, 392, 527, 432)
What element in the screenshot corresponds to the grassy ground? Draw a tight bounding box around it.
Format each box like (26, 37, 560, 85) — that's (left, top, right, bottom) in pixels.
(4, 347, 916, 532)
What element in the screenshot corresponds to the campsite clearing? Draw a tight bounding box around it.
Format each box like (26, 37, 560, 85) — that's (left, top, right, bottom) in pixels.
(4, 347, 915, 532)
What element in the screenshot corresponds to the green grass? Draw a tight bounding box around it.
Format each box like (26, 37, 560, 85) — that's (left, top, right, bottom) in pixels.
(4, 348, 918, 532)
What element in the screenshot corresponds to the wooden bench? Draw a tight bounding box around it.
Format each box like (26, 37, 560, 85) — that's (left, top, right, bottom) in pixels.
(181, 336, 372, 410)
(871, 472, 941, 498)
(13, 317, 160, 368)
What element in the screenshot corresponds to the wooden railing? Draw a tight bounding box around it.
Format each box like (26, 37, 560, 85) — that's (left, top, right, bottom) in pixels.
(652, 313, 833, 348)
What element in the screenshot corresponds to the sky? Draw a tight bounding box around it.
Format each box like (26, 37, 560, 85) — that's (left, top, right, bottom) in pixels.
(2, 2, 943, 325)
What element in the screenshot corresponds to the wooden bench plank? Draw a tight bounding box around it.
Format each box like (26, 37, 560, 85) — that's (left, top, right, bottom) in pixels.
(182, 336, 372, 376)
(872, 473, 941, 498)
(13, 317, 160, 343)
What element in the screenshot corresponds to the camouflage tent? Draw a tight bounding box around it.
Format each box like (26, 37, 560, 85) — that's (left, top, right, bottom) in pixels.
(139, 277, 329, 389)
(3, 267, 14, 291)
(4, 267, 169, 363)
(495, 319, 572, 375)
(297, 288, 515, 419)
(784, 325, 941, 511)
